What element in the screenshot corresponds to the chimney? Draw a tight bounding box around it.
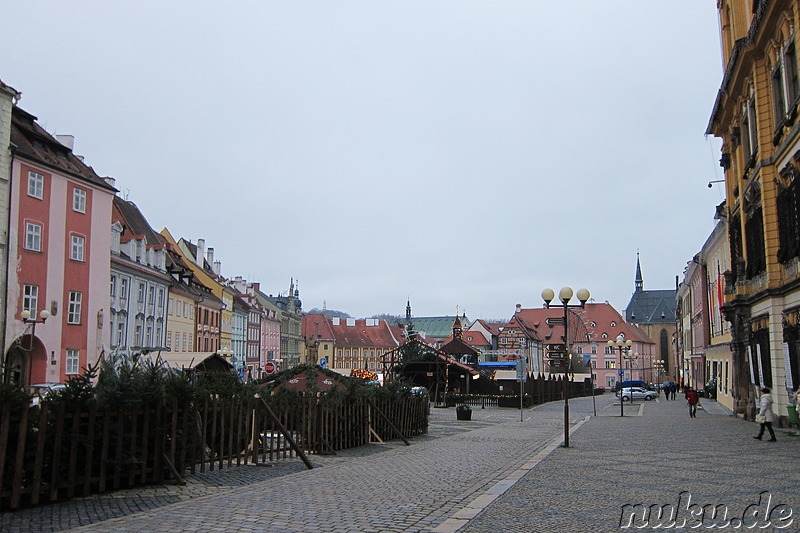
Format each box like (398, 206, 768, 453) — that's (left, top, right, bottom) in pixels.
(196, 239, 205, 266)
(213, 260, 221, 275)
(104, 177, 116, 188)
(251, 282, 260, 293)
(516, 304, 522, 313)
(207, 247, 214, 265)
(56, 134, 75, 151)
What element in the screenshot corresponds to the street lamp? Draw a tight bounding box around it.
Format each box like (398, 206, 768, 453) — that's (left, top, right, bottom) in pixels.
(542, 286, 590, 448)
(20, 309, 51, 351)
(653, 359, 665, 395)
(607, 334, 632, 417)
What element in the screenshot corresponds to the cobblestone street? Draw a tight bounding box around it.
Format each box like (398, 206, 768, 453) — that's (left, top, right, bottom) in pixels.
(2, 393, 797, 532)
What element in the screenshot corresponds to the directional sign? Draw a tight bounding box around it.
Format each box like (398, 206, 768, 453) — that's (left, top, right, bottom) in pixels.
(546, 344, 566, 354)
(264, 361, 276, 374)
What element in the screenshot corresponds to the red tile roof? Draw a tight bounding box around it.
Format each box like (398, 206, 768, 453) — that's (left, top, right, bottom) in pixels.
(512, 303, 655, 347)
(302, 316, 405, 348)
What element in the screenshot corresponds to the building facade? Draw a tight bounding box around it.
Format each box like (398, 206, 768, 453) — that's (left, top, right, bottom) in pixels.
(3, 107, 116, 385)
(707, 0, 800, 420)
(109, 197, 170, 357)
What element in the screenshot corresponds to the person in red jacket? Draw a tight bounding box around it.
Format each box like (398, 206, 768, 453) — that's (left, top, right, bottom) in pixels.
(685, 387, 699, 418)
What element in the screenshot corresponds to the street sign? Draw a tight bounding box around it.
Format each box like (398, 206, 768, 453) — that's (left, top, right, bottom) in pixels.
(516, 358, 527, 382)
(546, 344, 566, 354)
(265, 362, 276, 374)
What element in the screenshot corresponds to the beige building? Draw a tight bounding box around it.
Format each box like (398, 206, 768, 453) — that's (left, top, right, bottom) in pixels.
(0, 81, 20, 372)
(706, 0, 800, 421)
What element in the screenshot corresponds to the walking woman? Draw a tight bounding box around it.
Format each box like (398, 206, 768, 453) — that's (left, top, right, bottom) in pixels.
(753, 387, 777, 442)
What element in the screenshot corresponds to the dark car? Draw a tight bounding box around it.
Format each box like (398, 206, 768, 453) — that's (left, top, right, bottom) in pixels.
(615, 380, 652, 392)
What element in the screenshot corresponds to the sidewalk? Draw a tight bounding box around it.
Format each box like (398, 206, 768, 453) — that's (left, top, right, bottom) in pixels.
(458, 395, 798, 533)
(2, 394, 796, 532)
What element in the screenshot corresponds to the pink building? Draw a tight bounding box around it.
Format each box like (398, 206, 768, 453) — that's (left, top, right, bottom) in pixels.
(511, 302, 656, 390)
(2, 107, 115, 385)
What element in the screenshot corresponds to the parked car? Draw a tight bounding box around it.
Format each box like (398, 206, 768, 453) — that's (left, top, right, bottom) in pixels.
(615, 386, 657, 402)
(28, 383, 66, 407)
(614, 380, 654, 392)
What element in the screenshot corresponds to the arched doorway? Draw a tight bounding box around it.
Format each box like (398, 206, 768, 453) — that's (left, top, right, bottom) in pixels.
(2, 336, 48, 386)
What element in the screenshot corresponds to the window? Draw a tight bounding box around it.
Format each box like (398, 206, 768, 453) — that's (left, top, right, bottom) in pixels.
(116, 321, 126, 346)
(66, 349, 80, 375)
(605, 361, 616, 369)
(120, 278, 129, 300)
(110, 275, 117, 297)
(70, 235, 85, 261)
(742, 96, 758, 164)
(135, 323, 143, 346)
(166, 331, 172, 350)
(158, 289, 165, 309)
(28, 171, 44, 199)
(604, 346, 613, 354)
(67, 291, 82, 324)
(138, 282, 146, 304)
(772, 40, 798, 127)
(148, 286, 155, 306)
(25, 222, 42, 251)
(73, 188, 87, 213)
(23, 284, 39, 314)
(146, 324, 153, 346)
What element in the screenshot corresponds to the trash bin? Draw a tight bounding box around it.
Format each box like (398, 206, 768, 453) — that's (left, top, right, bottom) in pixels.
(788, 403, 799, 425)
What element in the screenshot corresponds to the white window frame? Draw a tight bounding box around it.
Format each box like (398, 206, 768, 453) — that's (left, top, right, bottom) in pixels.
(28, 171, 44, 199)
(70, 234, 85, 261)
(23, 284, 39, 314)
(25, 222, 42, 252)
(67, 291, 82, 324)
(66, 349, 80, 375)
(72, 187, 87, 213)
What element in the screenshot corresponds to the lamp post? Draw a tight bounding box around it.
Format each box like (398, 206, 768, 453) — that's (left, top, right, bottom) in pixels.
(623, 350, 639, 402)
(608, 334, 632, 417)
(653, 359, 665, 395)
(20, 309, 51, 350)
(542, 286, 590, 448)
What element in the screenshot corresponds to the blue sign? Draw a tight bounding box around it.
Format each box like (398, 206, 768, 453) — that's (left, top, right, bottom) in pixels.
(618, 369, 624, 377)
(320, 357, 328, 368)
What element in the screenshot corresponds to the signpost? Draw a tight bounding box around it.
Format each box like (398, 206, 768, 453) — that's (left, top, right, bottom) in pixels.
(516, 357, 527, 421)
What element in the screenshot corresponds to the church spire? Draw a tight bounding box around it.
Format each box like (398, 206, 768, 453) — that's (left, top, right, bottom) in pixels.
(635, 253, 643, 292)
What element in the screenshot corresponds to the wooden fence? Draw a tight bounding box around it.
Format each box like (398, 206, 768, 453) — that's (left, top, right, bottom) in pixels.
(447, 375, 594, 408)
(0, 394, 428, 510)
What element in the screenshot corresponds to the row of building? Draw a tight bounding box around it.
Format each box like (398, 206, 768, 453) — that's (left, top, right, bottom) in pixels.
(0, 81, 303, 386)
(302, 275, 678, 394)
(675, 0, 800, 424)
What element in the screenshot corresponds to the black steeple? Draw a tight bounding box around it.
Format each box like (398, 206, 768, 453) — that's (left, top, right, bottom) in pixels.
(635, 253, 643, 292)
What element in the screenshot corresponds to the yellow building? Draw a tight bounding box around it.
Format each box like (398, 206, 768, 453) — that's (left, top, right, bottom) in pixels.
(707, 0, 800, 422)
(160, 230, 228, 357)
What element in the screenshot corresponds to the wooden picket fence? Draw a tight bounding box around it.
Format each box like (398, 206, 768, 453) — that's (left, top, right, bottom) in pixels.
(0, 394, 428, 510)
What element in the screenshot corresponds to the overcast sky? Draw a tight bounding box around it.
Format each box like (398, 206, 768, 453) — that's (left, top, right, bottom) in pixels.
(2, 1, 725, 321)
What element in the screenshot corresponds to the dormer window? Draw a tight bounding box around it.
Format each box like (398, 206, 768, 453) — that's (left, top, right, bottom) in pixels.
(610, 321, 616, 327)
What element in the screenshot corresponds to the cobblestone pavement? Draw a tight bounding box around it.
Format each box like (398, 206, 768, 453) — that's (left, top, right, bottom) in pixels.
(458, 394, 800, 533)
(2, 393, 797, 532)
(1, 396, 598, 532)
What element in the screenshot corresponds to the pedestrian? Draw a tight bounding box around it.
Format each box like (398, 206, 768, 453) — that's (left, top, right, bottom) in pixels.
(685, 387, 699, 417)
(670, 383, 677, 400)
(753, 387, 777, 442)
